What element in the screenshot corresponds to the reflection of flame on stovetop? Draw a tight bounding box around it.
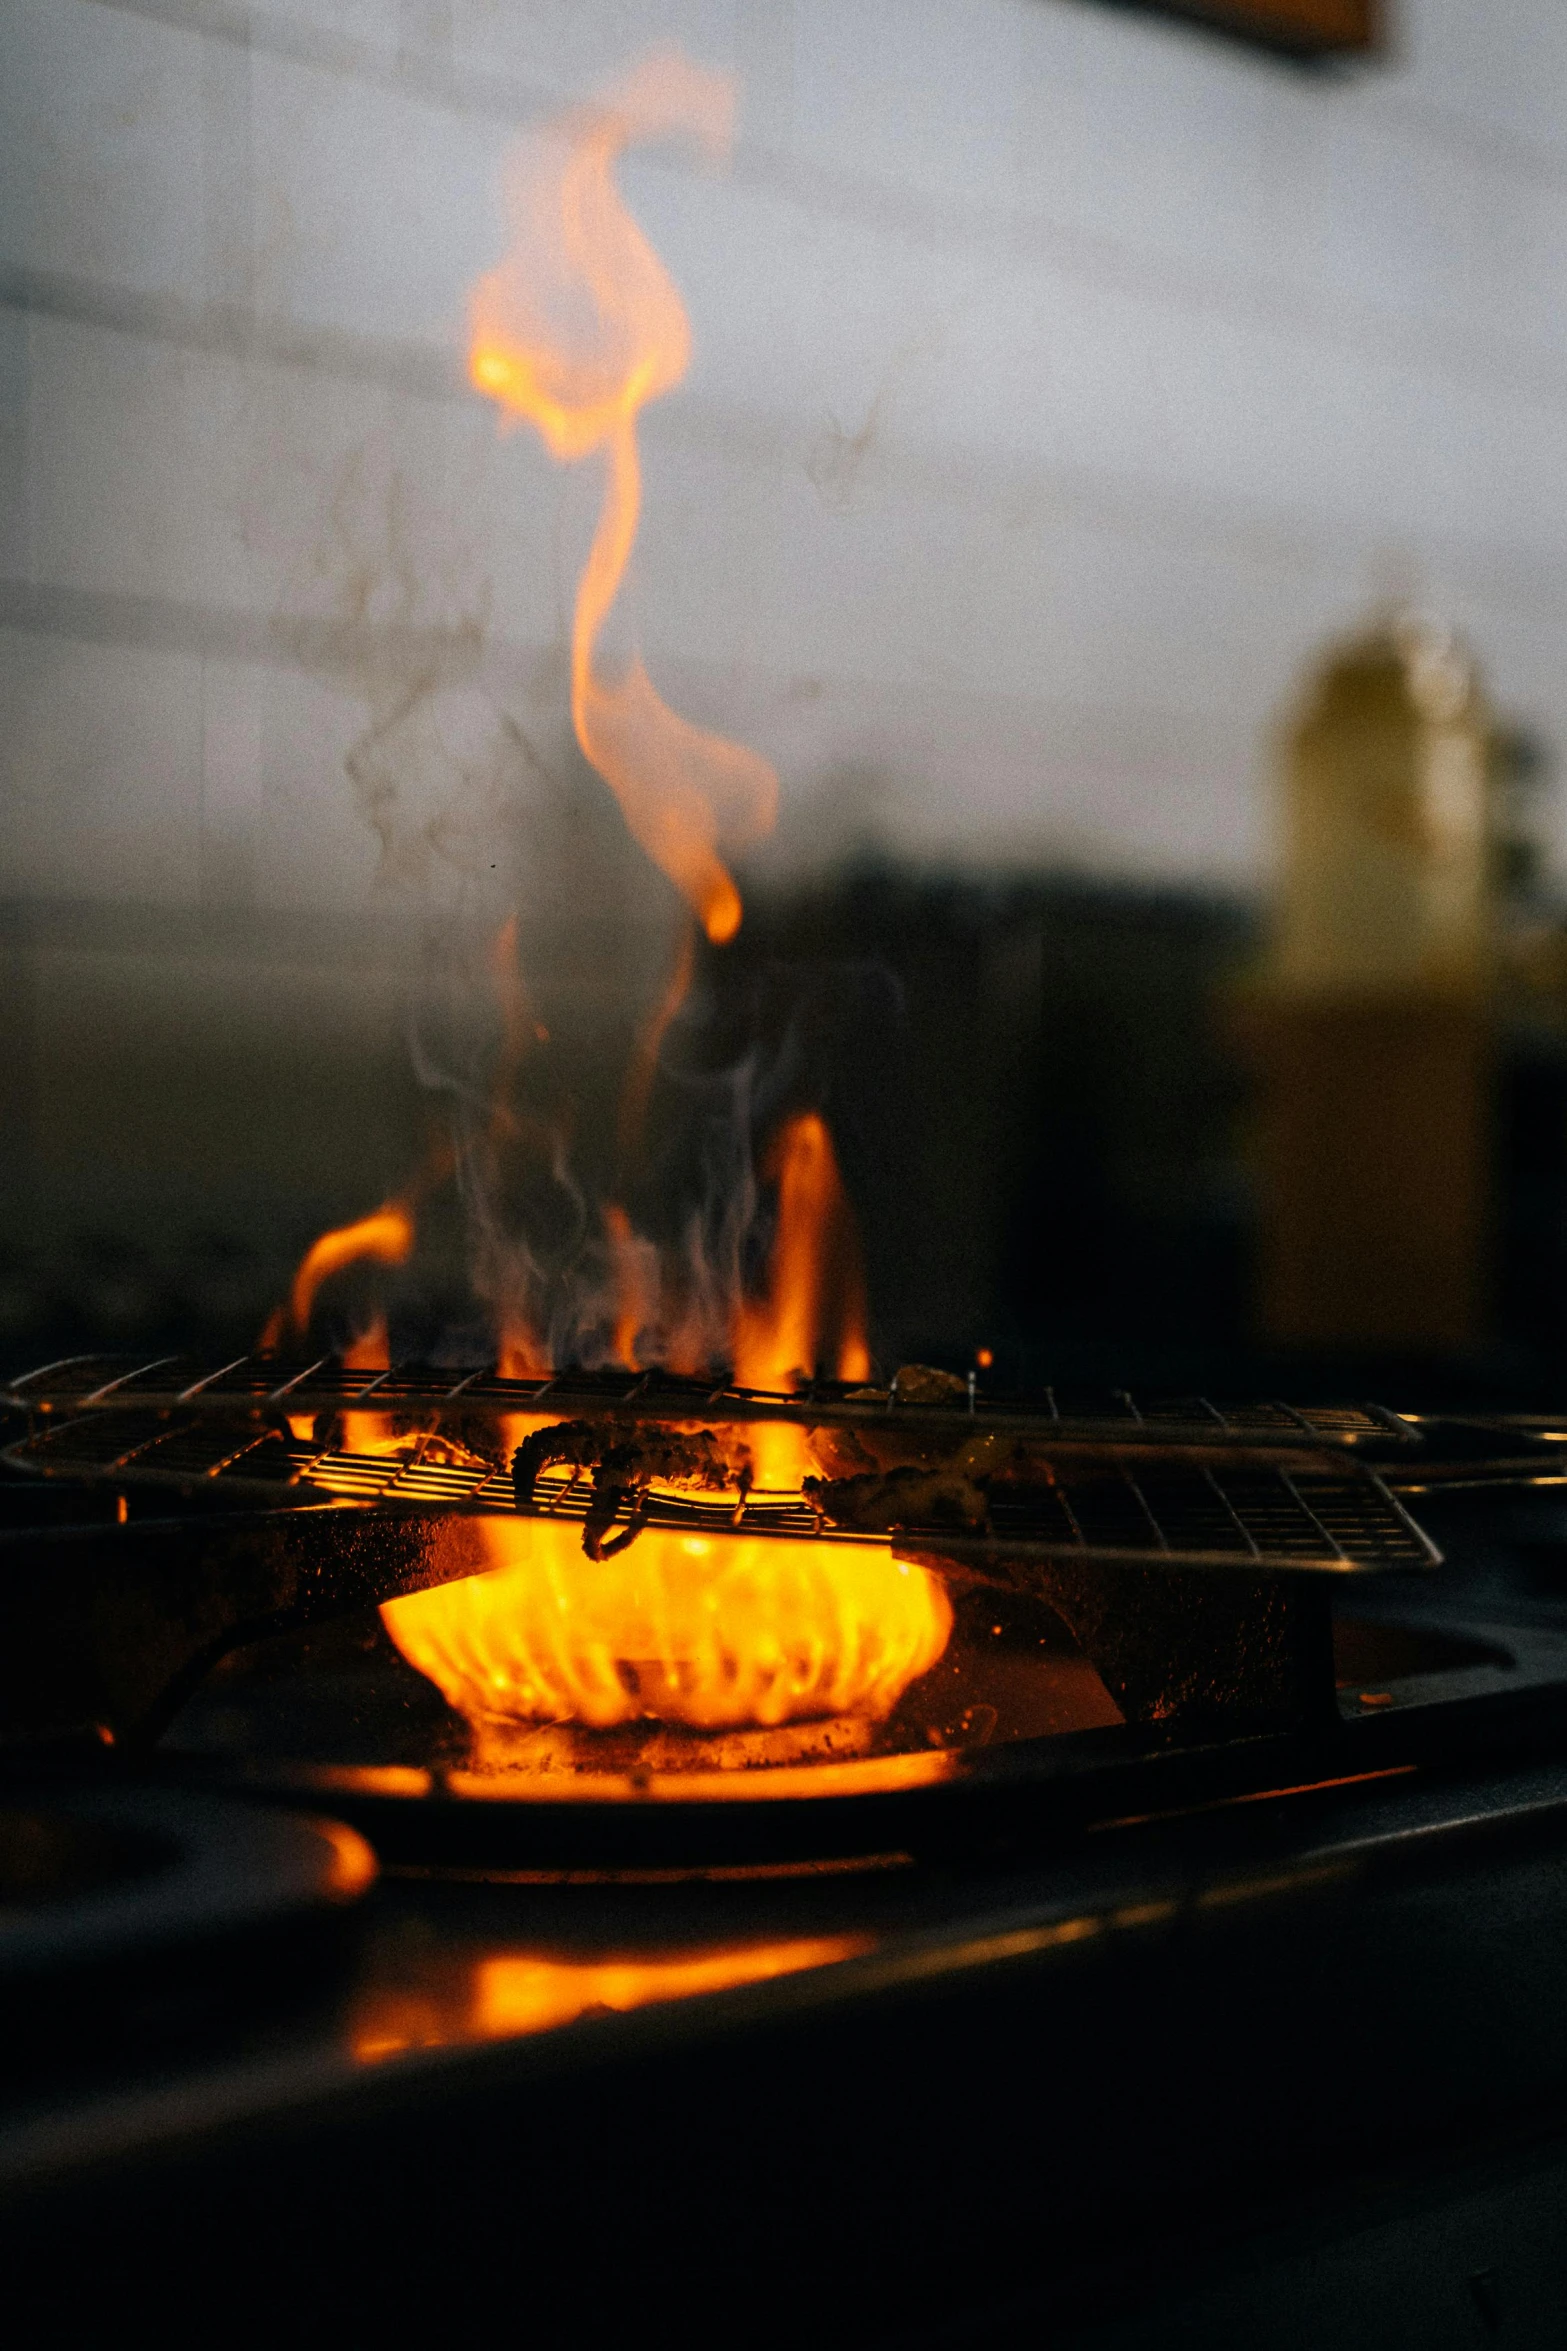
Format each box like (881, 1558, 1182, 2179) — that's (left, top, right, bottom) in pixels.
(350, 1934, 872, 2064)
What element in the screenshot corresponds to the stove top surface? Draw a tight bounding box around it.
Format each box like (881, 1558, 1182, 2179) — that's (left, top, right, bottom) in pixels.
(8, 1393, 1567, 2340)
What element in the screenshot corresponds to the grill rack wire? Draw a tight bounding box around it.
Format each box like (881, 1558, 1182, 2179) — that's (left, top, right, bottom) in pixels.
(2, 1352, 1411, 1447)
(0, 1356, 1437, 1578)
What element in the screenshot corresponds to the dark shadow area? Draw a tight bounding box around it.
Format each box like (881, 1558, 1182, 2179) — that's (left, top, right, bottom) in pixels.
(7, 855, 1567, 1411)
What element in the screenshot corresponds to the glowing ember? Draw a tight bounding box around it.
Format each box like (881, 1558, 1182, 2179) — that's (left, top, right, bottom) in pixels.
(467, 50, 777, 945)
(380, 1523, 951, 1737)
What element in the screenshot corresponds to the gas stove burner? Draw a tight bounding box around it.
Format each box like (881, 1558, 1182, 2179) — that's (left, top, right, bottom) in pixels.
(14, 1354, 1565, 1880)
(150, 1606, 1567, 1878)
(0, 1357, 1438, 1771)
(10, 1371, 1567, 2350)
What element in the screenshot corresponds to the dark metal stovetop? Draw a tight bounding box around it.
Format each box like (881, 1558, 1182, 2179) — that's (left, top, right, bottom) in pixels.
(7, 1387, 1567, 2342)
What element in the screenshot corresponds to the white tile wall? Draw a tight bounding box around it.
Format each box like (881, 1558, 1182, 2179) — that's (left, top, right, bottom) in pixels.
(4, 0, 1567, 903)
(0, 310, 28, 576)
(0, 624, 202, 902)
(200, 655, 264, 905)
(252, 658, 422, 912)
(0, 0, 207, 297)
(25, 316, 255, 610)
(248, 47, 505, 345)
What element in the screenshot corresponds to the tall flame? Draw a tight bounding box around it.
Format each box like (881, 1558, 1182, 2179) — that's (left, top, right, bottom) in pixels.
(468, 50, 777, 944)
(734, 1113, 871, 1394)
(733, 1110, 870, 1489)
(269, 57, 943, 1764)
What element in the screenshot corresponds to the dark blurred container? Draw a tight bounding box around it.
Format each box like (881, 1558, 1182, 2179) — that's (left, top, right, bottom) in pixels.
(720, 858, 1256, 1373)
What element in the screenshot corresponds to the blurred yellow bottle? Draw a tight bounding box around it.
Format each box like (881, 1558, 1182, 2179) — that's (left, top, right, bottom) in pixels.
(1242, 613, 1494, 1355)
(1274, 616, 1491, 996)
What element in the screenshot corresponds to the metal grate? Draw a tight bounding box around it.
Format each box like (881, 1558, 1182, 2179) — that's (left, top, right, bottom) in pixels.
(0, 1405, 1439, 1575)
(0, 1354, 1413, 1452)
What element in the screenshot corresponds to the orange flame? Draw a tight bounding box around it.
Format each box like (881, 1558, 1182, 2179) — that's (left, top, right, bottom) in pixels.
(497, 1325, 550, 1380)
(261, 1201, 415, 1352)
(617, 919, 696, 1171)
(735, 1112, 871, 1393)
(468, 51, 777, 944)
(341, 1317, 393, 1374)
(603, 1202, 658, 1369)
(732, 1110, 871, 1488)
(271, 64, 923, 1767)
(380, 1524, 950, 1739)
(379, 1105, 942, 1755)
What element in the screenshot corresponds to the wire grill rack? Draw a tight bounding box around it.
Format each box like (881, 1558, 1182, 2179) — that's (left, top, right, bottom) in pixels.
(0, 1400, 1439, 1576)
(1, 1354, 1412, 1452)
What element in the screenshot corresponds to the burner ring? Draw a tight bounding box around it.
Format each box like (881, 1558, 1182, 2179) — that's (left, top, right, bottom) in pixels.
(0, 1787, 374, 1999)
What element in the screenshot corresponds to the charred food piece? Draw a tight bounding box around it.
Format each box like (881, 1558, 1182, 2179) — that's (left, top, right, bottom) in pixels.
(810, 1363, 998, 1483)
(803, 1466, 990, 1535)
(808, 1422, 1031, 1485)
(512, 1420, 753, 1560)
(891, 1363, 970, 1404)
(512, 1421, 748, 1500)
(512, 1420, 604, 1503)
